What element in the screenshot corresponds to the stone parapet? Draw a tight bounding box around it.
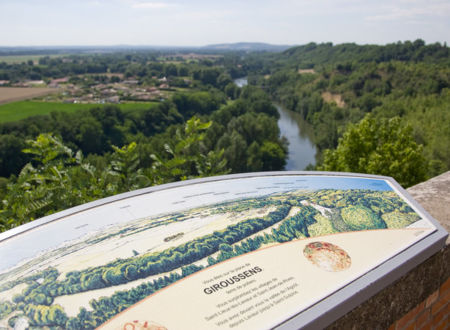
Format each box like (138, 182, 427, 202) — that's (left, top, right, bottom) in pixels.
(408, 171, 450, 244)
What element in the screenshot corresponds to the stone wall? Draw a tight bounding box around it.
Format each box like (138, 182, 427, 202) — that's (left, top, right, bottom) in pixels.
(389, 278, 449, 330)
(327, 171, 450, 330)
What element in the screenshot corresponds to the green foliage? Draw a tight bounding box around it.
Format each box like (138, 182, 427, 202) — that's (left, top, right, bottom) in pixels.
(318, 115, 428, 187)
(382, 211, 420, 229)
(0, 117, 229, 232)
(341, 205, 386, 231)
(23, 304, 68, 327)
(110, 142, 151, 191)
(372, 88, 450, 177)
(0, 102, 180, 177)
(0, 300, 14, 319)
(171, 91, 226, 118)
(0, 134, 93, 228)
(0, 134, 28, 178)
(274, 40, 449, 69)
(211, 89, 286, 173)
(150, 117, 229, 184)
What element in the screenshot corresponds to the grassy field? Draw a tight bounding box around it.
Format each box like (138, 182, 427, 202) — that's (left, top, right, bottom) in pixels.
(0, 101, 158, 123)
(117, 102, 159, 113)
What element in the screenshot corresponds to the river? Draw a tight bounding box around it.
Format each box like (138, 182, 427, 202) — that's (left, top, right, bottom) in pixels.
(234, 78, 316, 170)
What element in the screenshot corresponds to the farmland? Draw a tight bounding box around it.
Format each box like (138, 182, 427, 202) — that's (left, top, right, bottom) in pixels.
(0, 101, 159, 123)
(0, 87, 58, 105)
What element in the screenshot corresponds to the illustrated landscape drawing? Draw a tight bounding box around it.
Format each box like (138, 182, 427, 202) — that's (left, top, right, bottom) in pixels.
(0, 175, 436, 328)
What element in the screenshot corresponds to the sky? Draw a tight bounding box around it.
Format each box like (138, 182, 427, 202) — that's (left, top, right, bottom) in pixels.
(0, 0, 449, 47)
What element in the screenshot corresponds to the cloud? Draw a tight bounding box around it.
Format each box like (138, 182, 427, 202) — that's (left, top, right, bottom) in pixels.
(365, 1, 450, 22)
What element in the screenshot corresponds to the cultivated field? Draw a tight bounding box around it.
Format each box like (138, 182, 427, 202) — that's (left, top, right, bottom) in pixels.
(0, 87, 58, 105)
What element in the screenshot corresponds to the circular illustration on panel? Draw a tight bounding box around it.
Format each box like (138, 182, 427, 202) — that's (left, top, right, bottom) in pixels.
(303, 241, 351, 272)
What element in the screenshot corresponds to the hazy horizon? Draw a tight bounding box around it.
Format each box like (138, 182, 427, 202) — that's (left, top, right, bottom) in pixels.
(0, 40, 447, 49)
(1, 0, 449, 47)
(0, 42, 290, 49)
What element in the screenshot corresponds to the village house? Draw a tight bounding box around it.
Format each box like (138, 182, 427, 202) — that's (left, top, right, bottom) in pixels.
(48, 77, 69, 88)
(105, 96, 120, 103)
(123, 79, 139, 85)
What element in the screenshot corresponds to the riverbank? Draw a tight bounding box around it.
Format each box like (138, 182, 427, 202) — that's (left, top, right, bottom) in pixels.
(234, 77, 317, 170)
(275, 104, 316, 170)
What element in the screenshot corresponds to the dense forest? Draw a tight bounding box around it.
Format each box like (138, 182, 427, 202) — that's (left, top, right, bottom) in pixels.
(0, 40, 449, 230)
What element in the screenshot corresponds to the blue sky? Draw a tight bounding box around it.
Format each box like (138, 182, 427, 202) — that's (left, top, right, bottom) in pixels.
(0, 0, 449, 46)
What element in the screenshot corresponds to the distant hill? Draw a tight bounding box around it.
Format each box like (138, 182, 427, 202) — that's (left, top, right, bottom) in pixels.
(277, 40, 449, 68)
(0, 43, 292, 55)
(203, 42, 292, 52)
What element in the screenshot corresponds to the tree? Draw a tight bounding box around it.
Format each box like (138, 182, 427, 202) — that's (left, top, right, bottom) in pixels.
(110, 142, 150, 191)
(224, 82, 239, 99)
(150, 117, 228, 184)
(0, 134, 29, 177)
(259, 141, 286, 170)
(318, 115, 428, 187)
(0, 134, 90, 229)
(76, 118, 105, 154)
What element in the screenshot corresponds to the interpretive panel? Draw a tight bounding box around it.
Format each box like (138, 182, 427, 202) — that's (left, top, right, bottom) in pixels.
(0, 173, 445, 329)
